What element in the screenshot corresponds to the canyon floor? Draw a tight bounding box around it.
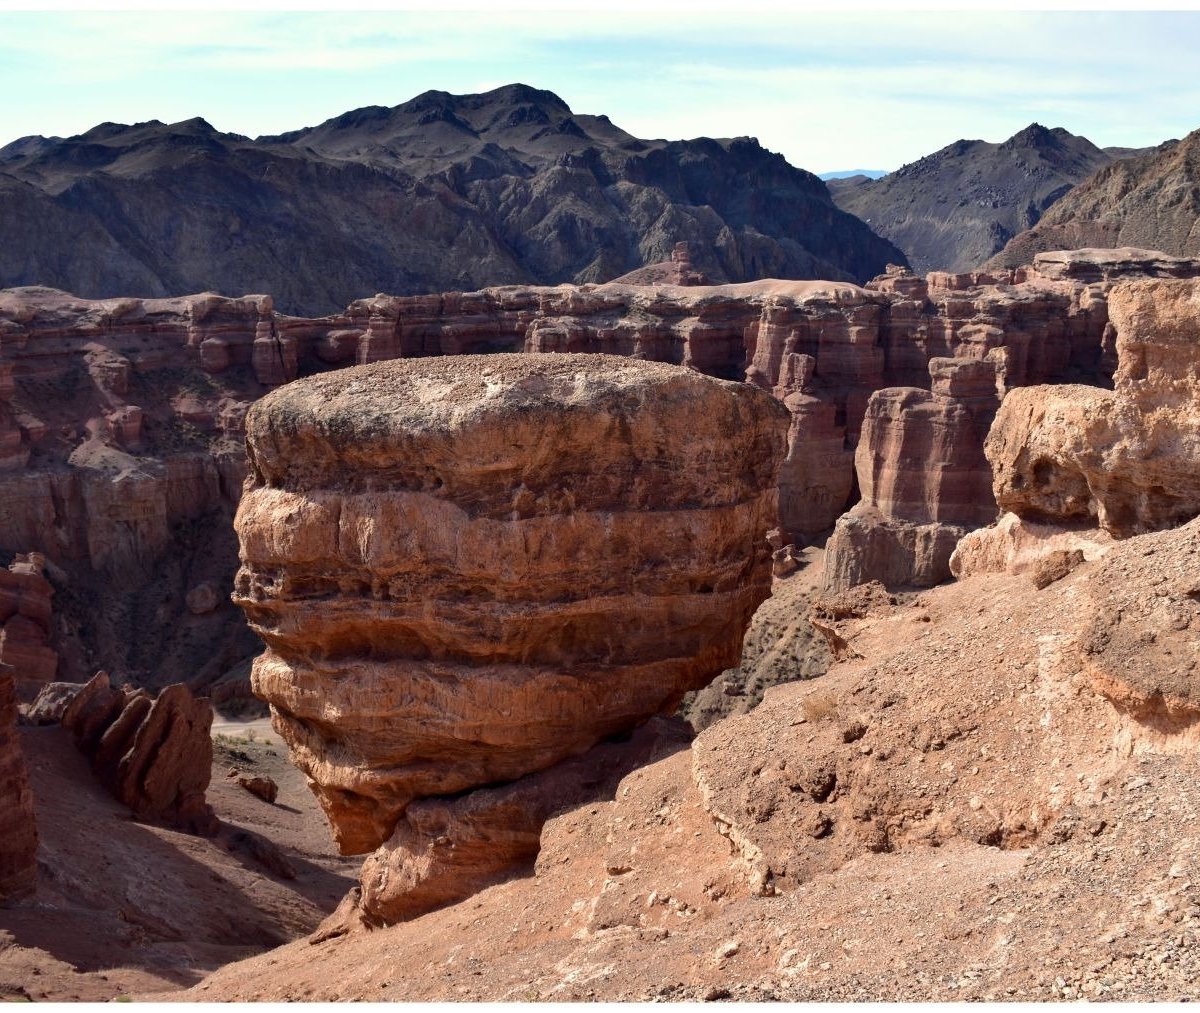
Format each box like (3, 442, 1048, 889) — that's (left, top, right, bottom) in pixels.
(0, 717, 356, 1002)
(10, 526, 1198, 1002)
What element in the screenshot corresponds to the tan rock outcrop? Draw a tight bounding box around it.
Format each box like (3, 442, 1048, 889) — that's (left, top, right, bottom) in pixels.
(949, 511, 1114, 580)
(61, 671, 217, 834)
(0, 662, 37, 903)
(23, 680, 82, 725)
(234, 353, 788, 855)
(988, 278, 1200, 536)
(1075, 518, 1200, 729)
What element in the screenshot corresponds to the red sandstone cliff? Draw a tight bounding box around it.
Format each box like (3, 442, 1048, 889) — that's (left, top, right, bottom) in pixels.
(1, 247, 1197, 686)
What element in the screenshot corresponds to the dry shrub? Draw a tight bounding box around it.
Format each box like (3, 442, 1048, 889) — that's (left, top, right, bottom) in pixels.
(802, 690, 839, 722)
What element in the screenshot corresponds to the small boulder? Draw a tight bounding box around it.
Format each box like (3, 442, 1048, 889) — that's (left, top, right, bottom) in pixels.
(186, 582, 221, 615)
(238, 775, 279, 805)
(23, 681, 83, 725)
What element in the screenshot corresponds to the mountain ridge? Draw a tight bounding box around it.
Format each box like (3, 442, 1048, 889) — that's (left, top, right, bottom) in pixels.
(985, 131, 1200, 269)
(0, 84, 906, 314)
(828, 122, 1133, 274)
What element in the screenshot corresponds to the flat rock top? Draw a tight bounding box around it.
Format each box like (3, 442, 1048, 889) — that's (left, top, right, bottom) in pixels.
(250, 351, 756, 439)
(1034, 246, 1199, 267)
(245, 352, 787, 497)
(594, 278, 871, 303)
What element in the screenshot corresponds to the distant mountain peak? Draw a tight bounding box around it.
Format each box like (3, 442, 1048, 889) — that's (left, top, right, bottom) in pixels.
(1005, 123, 1071, 149)
(0, 84, 908, 315)
(831, 122, 1120, 273)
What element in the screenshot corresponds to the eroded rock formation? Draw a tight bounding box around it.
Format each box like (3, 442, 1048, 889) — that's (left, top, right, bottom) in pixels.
(987, 277, 1200, 536)
(0, 662, 37, 903)
(0, 553, 57, 692)
(4, 248, 1200, 686)
(234, 353, 788, 859)
(60, 671, 217, 834)
(824, 356, 1002, 590)
(356, 717, 691, 925)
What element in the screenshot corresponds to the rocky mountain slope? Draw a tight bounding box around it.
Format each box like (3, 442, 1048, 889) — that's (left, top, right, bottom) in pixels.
(0, 85, 905, 315)
(986, 131, 1200, 269)
(830, 125, 1118, 274)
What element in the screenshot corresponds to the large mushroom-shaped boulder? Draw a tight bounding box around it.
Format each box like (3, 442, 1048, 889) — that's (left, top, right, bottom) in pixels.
(233, 353, 789, 854)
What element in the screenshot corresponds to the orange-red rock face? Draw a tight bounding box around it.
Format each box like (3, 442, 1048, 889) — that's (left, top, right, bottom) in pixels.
(988, 278, 1200, 536)
(0, 664, 37, 902)
(824, 357, 1002, 590)
(233, 353, 789, 855)
(1, 253, 1194, 681)
(0, 555, 57, 691)
(60, 672, 217, 835)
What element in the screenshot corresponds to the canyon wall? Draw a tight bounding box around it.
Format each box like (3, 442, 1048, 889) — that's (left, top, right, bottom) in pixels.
(2, 247, 1198, 686)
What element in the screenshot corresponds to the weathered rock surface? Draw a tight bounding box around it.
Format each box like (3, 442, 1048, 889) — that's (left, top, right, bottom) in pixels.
(1076, 520, 1200, 729)
(988, 278, 1200, 536)
(0, 553, 57, 691)
(5, 249, 1200, 692)
(949, 511, 1113, 580)
(356, 717, 692, 926)
(608, 242, 711, 287)
(237, 775, 279, 805)
(824, 356, 1002, 590)
(0, 662, 37, 903)
(171, 515, 1200, 1005)
(60, 671, 217, 834)
(234, 353, 788, 855)
(22, 680, 82, 726)
(0, 288, 266, 688)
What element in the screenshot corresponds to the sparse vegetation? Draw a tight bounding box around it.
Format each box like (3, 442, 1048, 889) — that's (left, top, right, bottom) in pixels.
(801, 690, 839, 722)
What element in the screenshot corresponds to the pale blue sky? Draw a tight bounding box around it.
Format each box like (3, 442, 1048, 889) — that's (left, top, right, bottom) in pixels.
(2, 10, 1199, 173)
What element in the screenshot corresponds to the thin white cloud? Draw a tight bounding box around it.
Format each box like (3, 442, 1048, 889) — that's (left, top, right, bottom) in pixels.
(0, 10, 1198, 170)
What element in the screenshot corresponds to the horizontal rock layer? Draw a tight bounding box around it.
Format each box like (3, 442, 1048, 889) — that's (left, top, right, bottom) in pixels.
(988, 278, 1200, 536)
(1, 249, 1198, 682)
(234, 353, 788, 855)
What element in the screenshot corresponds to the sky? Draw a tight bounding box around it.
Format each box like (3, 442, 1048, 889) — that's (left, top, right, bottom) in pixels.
(2, 7, 1200, 174)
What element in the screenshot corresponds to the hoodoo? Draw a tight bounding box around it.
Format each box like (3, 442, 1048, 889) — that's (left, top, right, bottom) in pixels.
(233, 353, 789, 863)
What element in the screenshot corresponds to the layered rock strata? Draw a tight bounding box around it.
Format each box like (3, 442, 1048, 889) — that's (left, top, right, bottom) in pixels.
(987, 278, 1200, 536)
(233, 353, 789, 857)
(824, 356, 1002, 590)
(2, 249, 1199, 685)
(0, 662, 37, 903)
(60, 671, 217, 834)
(0, 553, 57, 691)
(356, 717, 692, 925)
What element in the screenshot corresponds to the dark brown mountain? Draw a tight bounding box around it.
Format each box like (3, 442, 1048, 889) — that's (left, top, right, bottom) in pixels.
(830, 124, 1119, 275)
(0, 84, 905, 316)
(986, 132, 1198, 269)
